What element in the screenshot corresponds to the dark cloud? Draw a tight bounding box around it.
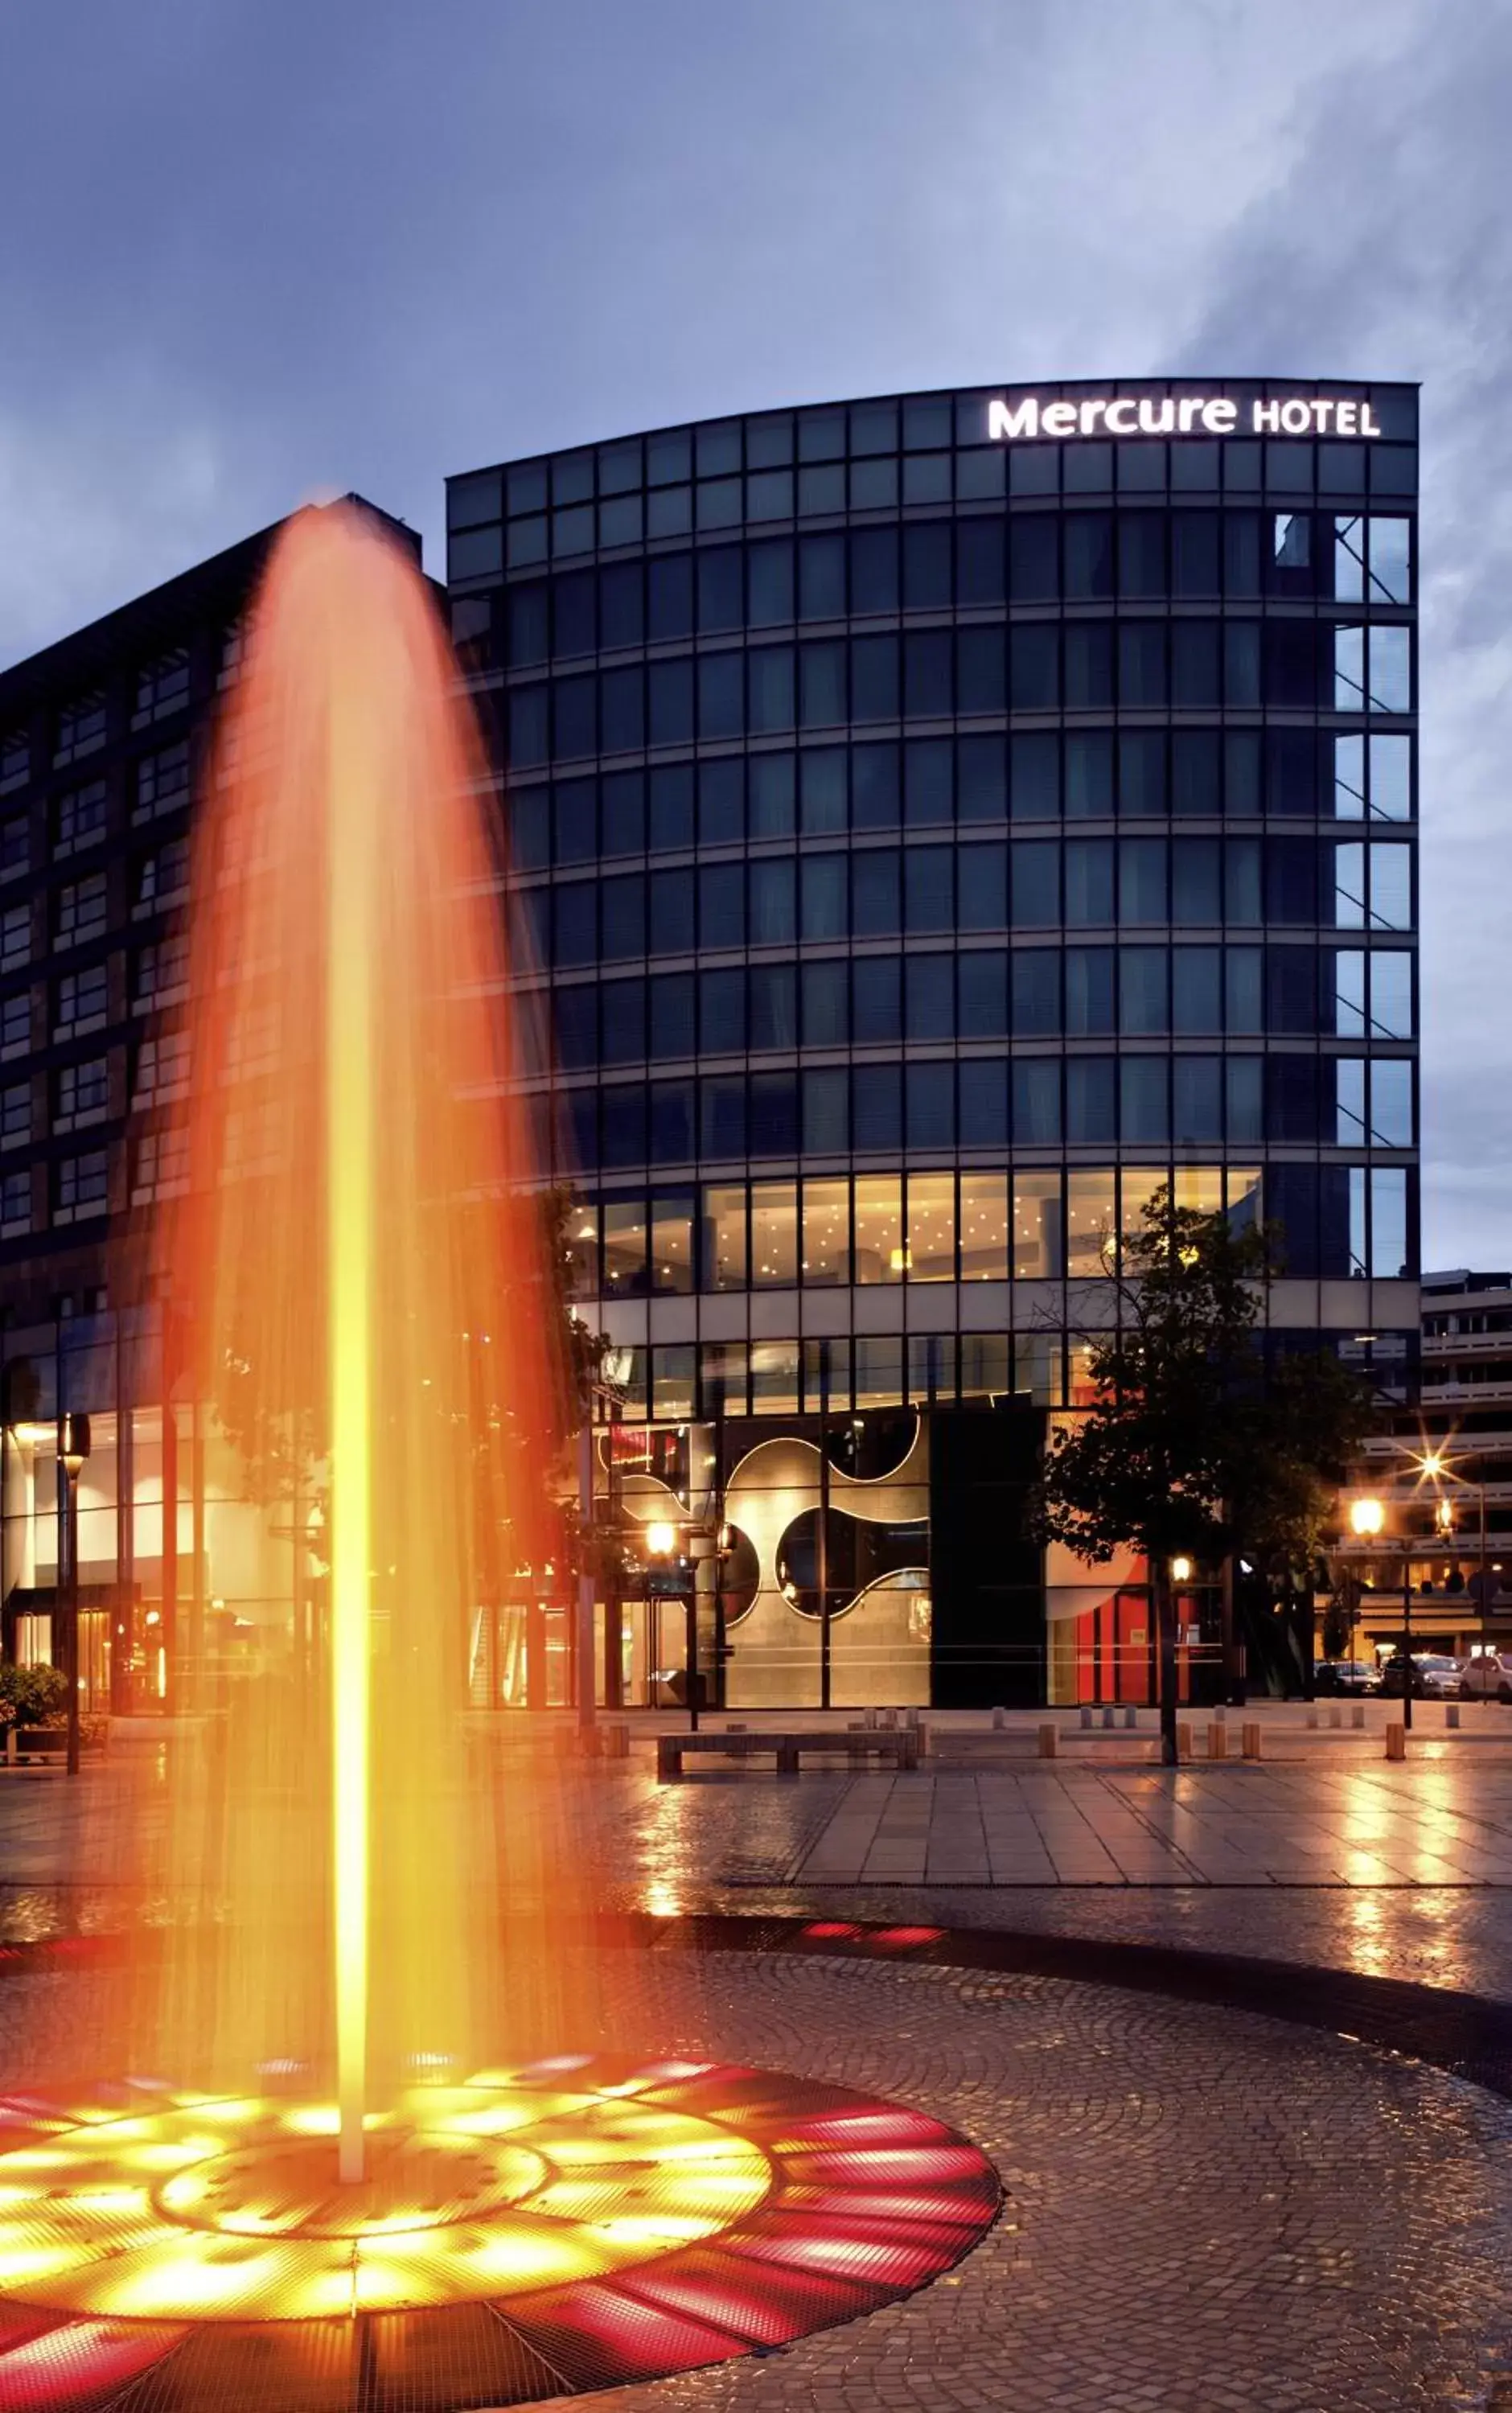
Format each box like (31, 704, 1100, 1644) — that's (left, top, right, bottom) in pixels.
(0, 0, 1502, 1257)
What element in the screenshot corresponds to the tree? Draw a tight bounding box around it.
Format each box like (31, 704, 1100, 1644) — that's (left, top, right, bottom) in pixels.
(1026, 1189, 1371, 1764)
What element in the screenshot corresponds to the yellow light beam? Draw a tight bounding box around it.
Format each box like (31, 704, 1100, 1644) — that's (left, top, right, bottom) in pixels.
(329, 678, 373, 2185)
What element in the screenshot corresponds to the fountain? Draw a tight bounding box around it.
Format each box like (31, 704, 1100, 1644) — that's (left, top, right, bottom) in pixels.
(0, 506, 996, 2408)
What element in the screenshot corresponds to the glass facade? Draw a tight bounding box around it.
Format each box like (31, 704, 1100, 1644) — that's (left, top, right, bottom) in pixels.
(448, 378, 1420, 1708)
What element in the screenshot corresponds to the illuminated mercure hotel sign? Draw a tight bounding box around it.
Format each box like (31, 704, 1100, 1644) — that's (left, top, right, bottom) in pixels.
(988, 393, 1383, 440)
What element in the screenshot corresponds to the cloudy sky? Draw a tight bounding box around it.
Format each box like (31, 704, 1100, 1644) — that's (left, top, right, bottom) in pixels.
(1, 0, 1507, 1264)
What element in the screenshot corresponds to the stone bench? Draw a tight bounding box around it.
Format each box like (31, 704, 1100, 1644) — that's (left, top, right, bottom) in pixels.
(655, 1728, 918, 1782)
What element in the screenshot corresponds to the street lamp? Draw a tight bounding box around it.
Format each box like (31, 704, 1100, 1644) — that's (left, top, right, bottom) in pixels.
(1352, 1494, 1413, 1730)
(57, 1412, 91, 1778)
(1417, 1449, 1493, 1648)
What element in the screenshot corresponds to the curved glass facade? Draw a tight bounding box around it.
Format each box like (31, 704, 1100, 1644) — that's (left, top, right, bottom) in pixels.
(448, 380, 1420, 1707)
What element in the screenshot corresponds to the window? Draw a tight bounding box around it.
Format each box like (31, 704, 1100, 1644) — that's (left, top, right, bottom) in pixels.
(134, 740, 191, 823)
(1, 990, 29, 1054)
(54, 693, 106, 767)
(1, 1080, 28, 1146)
(134, 838, 189, 915)
(56, 1057, 108, 1123)
(704, 1186, 747, 1290)
(55, 874, 107, 947)
(1013, 1170, 1062, 1277)
(602, 1200, 648, 1296)
(802, 1178, 849, 1285)
(2, 905, 29, 968)
(132, 648, 190, 728)
(55, 1148, 108, 1219)
(651, 1195, 695, 1293)
(908, 1171, 955, 1280)
(854, 1174, 904, 1285)
(1, 815, 27, 878)
(1370, 952, 1414, 1039)
(1, 1168, 29, 1232)
(133, 1029, 191, 1104)
(0, 733, 29, 795)
(751, 1182, 798, 1286)
(1066, 1169, 1116, 1276)
(133, 936, 188, 1005)
(54, 779, 109, 856)
(130, 1126, 190, 1202)
(959, 1171, 1009, 1280)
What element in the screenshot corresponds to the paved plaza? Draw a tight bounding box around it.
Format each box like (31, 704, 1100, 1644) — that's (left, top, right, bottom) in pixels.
(10, 1737, 1512, 2406)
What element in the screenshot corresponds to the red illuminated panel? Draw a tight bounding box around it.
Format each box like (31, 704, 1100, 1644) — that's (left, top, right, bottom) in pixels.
(0, 2318, 186, 2409)
(509, 2279, 747, 2390)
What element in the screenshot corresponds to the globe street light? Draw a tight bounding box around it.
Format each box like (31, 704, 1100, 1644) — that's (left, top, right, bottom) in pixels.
(1351, 1494, 1412, 1729)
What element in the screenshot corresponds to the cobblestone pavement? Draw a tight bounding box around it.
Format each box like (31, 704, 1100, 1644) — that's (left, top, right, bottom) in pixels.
(6, 1942, 1512, 2411)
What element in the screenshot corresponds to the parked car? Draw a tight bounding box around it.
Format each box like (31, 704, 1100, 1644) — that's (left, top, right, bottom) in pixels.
(1459, 1652, 1512, 1702)
(1379, 1653, 1463, 1699)
(1314, 1659, 1380, 1696)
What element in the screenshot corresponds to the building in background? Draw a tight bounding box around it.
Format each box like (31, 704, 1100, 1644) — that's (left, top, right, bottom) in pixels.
(1338, 1269, 1512, 1663)
(0, 502, 413, 1711)
(446, 377, 1422, 1709)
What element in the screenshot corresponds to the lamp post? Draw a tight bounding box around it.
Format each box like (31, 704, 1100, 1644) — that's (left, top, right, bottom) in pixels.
(56, 1412, 91, 1778)
(1352, 1494, 1411, 1729)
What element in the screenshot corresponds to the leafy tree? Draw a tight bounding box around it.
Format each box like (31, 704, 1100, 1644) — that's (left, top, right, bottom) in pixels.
(1027, 1188, 1371, 1763)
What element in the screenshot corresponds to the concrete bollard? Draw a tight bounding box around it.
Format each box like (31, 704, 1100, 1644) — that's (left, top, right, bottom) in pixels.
(603, 1722, 629, 1759)
(917, 1720, 931, 1758)
(1385, 1720, 1407, 1761)
(1177, 1720, 1194, 1761)
(992, 1707, 1007, 1731)
(1124, 1704, 1138, 1729)
(1102, 1704, 1116, 1729)
(1305, 1709, 1319, 1730)
(1350, 1704, 1366, 1730)
(1242, 1721, 1262, 1761)
(1037, 1723, 1058, 1759)
(1207, 1720, 1226, 1761)
(1446, 1702, 1461, 1730)
(1079, 1704, 1094, 1730)
(1328, 1705, 1342, 1729)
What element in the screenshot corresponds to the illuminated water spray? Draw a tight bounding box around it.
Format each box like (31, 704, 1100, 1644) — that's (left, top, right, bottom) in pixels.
(0, 505, 1000, 2407)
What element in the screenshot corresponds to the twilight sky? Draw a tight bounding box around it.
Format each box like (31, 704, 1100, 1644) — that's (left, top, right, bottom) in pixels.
(1, 0, 1507, 1266)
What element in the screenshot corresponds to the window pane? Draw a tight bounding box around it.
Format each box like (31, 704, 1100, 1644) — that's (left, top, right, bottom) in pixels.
(800, 853, 847, 940)
(1370, 843, 1412, 930)
(1371, 951, 1413, 1038)
(801, 746, 848, 833)
(803, 1178, 850, 1285)
(908, 1171, 956, 1280)
(1120, 837, 1167, 923)
(853, 956, 901, 1043)
(1369, 734, 1411, 820)
(1013, 1059, 1061, 1143)
(959, 949, 1009, 1038)
(853, 1062, 902, 1149)
(603, 1200, 648, 1295)
(1333, 732, 1365, 818)
(1013, 1170, 1062, 1277)
(1371, 1059, 1413, 1147)
(1173, 1057, 1222, 1143)
(651, 1195, 695, 1293)
(1332, 949, 1366, 1036)
(802, 958, 848, 1045)
(905, 952, 953, 1040)
(854, 1174, 904, 1284)
(959, 1172, 1008, 1280)
(1066, 1057, 1116, 1142)
(703, 1186, 747, 1289)
(1064, 945, 1113, 1034)
(1370, 1168, 1408, 1277)
(1119, 946, 1167, 1033)
(1062, 840, 1111, 927)
(958, 734, 1007, 821)
(749, 752, 795, 836)
(958, 1058, 1009, 1146)
(853, 849, 901, 936)
(750, 857, 796, 943)
(1120, 1056, 1168, 1143)
(1369, 517, 1411, 605)
(1173, 947, 1222, 1032)
(1369, 626, 1411, 713)
(1066, 1168, 1116, 1276)
(751, 1181, 798, 1286)
(700, 967, 744, 1052)
(749, 964, 797, 1049)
